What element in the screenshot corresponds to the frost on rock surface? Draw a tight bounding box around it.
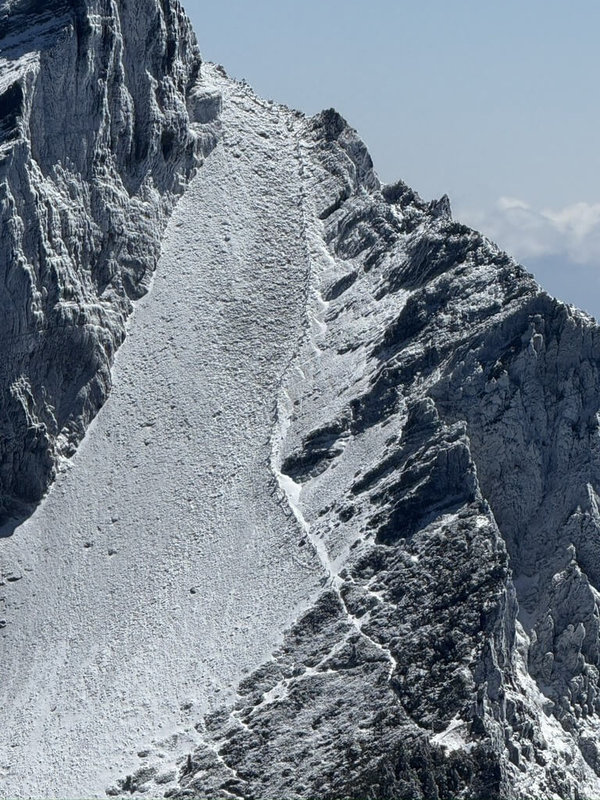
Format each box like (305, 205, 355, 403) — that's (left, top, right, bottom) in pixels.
(163, 107, 600, 800)
(0, 0, 218, 519)
(3, 4, 600, 800)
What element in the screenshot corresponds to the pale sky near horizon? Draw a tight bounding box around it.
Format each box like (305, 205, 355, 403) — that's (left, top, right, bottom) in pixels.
(184, 0, 600, 318)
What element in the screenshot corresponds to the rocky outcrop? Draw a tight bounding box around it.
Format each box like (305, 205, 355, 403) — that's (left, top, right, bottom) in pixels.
(4, 3, 600, 799)
(0, 0, 219, 519)
(131, 108, 600, 799)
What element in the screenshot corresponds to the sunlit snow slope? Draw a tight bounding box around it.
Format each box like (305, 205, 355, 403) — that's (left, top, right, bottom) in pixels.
(0, 66, 323, 798)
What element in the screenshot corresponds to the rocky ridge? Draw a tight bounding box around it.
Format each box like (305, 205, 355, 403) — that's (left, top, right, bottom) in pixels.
(123, 100, 600, 800)
(3, 3, 600, 800)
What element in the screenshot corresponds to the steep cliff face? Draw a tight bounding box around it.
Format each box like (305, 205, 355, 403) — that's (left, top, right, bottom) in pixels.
(0, 0, 218, 519)
(4, 4, 600, 800)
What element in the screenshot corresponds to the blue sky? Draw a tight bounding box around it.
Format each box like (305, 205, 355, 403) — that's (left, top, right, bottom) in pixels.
(183, 1, 600, 317)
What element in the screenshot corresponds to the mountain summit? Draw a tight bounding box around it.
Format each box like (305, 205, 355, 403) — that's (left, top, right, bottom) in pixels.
(2, 2, 600, 799)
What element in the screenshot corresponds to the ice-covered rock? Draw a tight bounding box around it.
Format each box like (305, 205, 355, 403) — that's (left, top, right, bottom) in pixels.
(0, 0, 218, 519)
(165, 93, 600, 800)
(3, 3, 600, 800)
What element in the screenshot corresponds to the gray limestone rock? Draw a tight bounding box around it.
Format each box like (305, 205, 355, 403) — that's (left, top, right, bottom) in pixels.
(160, 107, 600, 799)
(3, 3, 600, 800)
(0, 0, 219, 519)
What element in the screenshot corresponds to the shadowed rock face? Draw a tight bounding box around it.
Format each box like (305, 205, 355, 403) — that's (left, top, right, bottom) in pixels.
(4, 3, 600, 800)
(0, 0, 217, 519)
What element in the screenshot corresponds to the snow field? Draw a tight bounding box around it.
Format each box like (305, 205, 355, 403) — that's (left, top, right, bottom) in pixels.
(0, 65, 324, 798)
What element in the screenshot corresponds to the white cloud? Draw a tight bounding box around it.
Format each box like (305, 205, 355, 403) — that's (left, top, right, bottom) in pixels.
(497, 197, 531, 212)
(457, 197, 600, 267)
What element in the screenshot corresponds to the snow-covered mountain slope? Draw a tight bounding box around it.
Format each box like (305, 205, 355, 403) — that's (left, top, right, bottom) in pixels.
(4, 3, 600, 800)
(0, 63, 325, 797)
(156, 92, 600, 800)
